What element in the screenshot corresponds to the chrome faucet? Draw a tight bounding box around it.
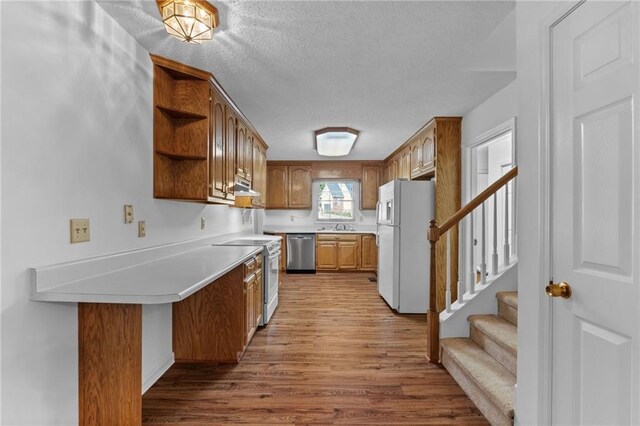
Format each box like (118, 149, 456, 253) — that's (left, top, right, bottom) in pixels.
(335, 223, 346, 231)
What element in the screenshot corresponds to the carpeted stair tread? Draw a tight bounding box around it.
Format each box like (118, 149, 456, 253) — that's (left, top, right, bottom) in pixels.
(496, 291, 518, 309)
(441, 337, 515, 424)
(469, 315, 517, 356)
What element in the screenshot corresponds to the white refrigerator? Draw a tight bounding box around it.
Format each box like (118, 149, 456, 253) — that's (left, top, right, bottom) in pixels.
(376, 179, 435, 313)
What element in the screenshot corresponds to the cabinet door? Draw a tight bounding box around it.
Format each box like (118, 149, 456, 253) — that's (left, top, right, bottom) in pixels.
(316, 241, 338, 270)
(402, 150, 411, 179)
(337, 241, 359, 270)
(251, 143, 264, 207)
(225, 107, 237, 200)
(244, 131, 253, 182)
(410, 139, 422, 178)
(254, 272, 263, 327)
(360, 235, 378, 271)
(209, 88, 226, 199)
(259, 148, 267, 206)
(244, 276, 255, 346)
(236, 121, 247, 179)
(361, 165, 380, 210)
(421, 126, 435, 172)
(288, 165, 312, 209)
(267, 165, 288, 208)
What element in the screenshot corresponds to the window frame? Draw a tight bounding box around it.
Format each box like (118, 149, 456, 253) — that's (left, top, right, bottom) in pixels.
(313, 179, 358, 223)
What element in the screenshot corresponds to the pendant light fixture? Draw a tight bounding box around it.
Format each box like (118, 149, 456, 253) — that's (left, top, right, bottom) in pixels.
(315, 127, 360, 157)
(156, 0, 219, 44)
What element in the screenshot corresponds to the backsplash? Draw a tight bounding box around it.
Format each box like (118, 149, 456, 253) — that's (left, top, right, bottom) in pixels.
(265, 209, 376, 227)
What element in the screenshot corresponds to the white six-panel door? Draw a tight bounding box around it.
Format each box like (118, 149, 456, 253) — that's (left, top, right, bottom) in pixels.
(551, 1, 639, 424)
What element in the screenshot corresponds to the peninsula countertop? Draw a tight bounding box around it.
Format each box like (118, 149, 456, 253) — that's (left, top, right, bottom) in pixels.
(31, 244, 263, 304)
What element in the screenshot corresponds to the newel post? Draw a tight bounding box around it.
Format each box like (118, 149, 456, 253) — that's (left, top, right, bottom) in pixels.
(426, 219, 440, 364)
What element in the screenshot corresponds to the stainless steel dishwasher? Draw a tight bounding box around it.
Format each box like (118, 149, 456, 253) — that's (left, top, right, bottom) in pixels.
(286, 234, 316, 273)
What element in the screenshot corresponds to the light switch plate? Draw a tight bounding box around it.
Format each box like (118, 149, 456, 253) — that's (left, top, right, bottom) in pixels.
(70, 219, 90, 243)
(138, 221, 146, 238)
(124, 205, 134, 224)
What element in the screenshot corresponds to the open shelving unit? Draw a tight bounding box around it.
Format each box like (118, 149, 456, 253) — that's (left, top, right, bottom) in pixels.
(152, 55, 210, 201)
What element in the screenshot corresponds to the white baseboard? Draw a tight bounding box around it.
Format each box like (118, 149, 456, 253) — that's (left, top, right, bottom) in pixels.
(142, 352, 174, 394)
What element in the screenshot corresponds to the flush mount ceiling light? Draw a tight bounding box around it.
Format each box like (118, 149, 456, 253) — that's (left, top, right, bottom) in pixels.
(315, 127, 360, 157)
(156, 0, 219, 44)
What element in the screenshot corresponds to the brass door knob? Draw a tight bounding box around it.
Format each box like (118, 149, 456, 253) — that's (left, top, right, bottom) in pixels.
(546, 281, 572, 299)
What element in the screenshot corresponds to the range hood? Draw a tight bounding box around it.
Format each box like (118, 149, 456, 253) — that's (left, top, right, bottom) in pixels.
(234, 180, 261, 197)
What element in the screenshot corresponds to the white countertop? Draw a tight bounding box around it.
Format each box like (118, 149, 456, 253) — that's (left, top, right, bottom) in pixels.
(31, 245, 262, 304)
(263, 225, 377, 234)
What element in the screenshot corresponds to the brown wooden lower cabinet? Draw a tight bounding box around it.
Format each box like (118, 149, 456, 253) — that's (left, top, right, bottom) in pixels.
(315, 234, 376, 272)
(173, 265, 245, 363)
(360, 234, 378, 271)
(173, 253, 263, 363)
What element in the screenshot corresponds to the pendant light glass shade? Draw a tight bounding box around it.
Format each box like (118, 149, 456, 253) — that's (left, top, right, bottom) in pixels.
(157, 0, 218, 44)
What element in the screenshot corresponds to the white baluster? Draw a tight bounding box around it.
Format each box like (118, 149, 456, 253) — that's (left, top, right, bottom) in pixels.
(504, 186, 510, 266)
(468, 211, 475, 295)
(457, 221, 464, 304)
(445, 231, 452, 313)
(492, 193, 499, 275)
(480, 202, 487, 285)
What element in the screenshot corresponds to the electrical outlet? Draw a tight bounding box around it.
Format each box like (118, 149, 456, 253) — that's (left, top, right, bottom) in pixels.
(124, 205, 134, 224)
(70, 219, 90, 243)
(138, 221, 146, 238)
(201, 217, 206, 230)
(290, 215, 295, 222)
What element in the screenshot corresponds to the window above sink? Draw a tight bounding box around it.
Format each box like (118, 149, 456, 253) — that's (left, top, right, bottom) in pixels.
(314, 180, 357, 223)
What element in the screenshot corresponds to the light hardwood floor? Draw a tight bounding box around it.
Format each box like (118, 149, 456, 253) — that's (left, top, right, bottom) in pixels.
(142, 273, 488, 424)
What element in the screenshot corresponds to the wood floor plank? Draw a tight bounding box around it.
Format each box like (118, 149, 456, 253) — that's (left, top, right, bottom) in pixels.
(142, 273, 487, 425)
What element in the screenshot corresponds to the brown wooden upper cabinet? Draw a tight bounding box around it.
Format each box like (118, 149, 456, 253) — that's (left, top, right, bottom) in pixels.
(209, 86, 226, 201)
(361, 165, 380, 210)
(288, 166, 312, 209)
(410, 125, 436, 179)
(266, 164, 311, 209)
(151, 55, 268, 206)
(266, 165, 289, 209)
(224, 105, 238, 201)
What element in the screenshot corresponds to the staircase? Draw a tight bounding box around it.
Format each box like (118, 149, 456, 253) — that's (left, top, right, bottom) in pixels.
(440, 291, 517, 426)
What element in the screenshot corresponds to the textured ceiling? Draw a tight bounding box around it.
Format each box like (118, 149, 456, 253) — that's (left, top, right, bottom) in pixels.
(98, 0, 515, 160)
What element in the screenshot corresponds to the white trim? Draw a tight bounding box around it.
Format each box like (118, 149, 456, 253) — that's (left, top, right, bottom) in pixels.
(312, 179, 358, 224)
(467, 117, 516, 200)
(142, 352, 175, 394)
(536, 2, 586, 424)
(0, 1, 3, 418)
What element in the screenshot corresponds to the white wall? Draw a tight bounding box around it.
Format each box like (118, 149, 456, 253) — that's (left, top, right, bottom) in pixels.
(1, 2, 251, 424)
(265, 209, 376, 227)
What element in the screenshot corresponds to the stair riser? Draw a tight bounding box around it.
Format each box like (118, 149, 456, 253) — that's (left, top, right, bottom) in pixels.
(470, 325, 517, 376)
(442, 348, 514, 426)
(498, 300, 517, 326)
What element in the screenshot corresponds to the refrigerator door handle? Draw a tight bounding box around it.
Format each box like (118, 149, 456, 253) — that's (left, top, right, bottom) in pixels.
(375, 201, 381, 225)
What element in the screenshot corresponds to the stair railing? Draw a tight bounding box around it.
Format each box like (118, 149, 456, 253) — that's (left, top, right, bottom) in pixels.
(427, 166, 518, 363)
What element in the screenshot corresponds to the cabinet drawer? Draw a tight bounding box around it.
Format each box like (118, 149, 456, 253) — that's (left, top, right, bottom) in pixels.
(244, 258, 256, 277)
(244, 272, 256, 286)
